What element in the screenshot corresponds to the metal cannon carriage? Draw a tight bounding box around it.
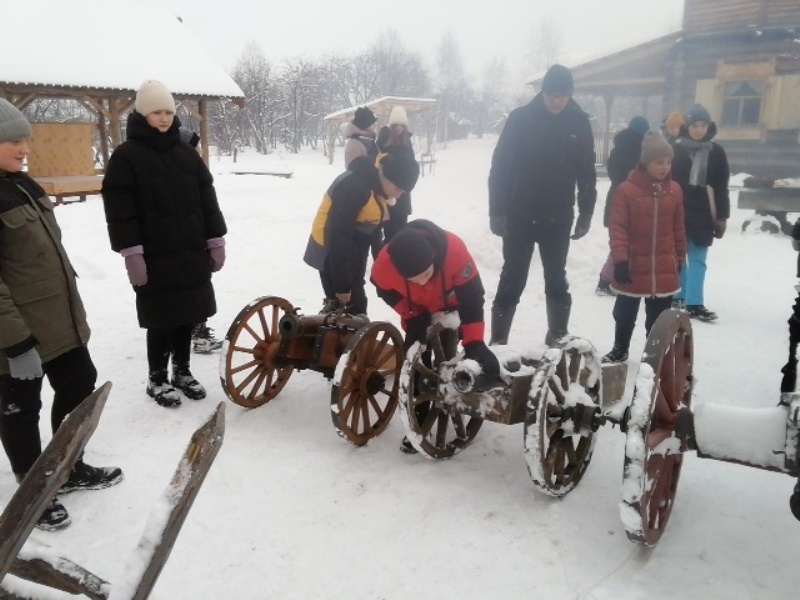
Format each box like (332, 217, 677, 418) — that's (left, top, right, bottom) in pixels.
(219, 296, 404, 445)
(398, 309, 800, 546)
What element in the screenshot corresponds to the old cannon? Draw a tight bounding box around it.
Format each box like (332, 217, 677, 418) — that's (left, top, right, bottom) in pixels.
(398, 309, 800, 546)
(219, 296, 404, 445)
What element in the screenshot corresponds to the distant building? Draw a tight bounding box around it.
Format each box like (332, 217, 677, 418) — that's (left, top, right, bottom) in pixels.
(530, 0, 800, 177)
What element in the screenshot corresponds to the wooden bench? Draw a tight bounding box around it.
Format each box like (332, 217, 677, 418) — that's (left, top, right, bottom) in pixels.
(27, 123, 103, 206)
(35, 175, 104, 206)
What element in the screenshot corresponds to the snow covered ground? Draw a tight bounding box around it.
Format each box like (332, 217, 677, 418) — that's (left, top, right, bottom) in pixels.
(2, 137, 799, 599)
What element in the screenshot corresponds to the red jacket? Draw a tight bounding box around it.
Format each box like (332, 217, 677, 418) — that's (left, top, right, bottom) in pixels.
(370, 220, 486, 344)
(609, 168, 686, 297)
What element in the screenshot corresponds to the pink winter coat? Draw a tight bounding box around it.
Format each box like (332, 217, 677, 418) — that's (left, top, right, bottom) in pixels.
(609, 168, 686, 297)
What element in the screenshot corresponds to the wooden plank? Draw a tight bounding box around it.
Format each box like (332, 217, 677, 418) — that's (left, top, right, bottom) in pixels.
(0, 382, 111, 582)
(35, 175, 103, 196)
(600, 363, 628, 406)
(738, 188, 800, 211)
(110, 403, 225, 600)
(10, 540, 109, 600)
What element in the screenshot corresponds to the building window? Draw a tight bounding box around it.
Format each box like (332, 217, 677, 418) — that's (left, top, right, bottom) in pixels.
(721, 80, 762, 127)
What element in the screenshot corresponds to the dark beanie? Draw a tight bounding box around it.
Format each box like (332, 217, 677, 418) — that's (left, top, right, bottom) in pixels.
(381, 153, 420, 193)
(387, 227, 434, 278)
(352, 106, 377, 130)
(628, 116, 650, 137)
(541, 64, 574, 95)
(686, 104, 712, 125)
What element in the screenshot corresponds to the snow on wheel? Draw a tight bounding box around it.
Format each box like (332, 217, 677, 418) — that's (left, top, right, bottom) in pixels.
(524, 336, 602, 497)
(398, 327, 483, 459)
(330, 322, 404, 446)
(621, 309, 693, 546)
(219, 296, 295, 408)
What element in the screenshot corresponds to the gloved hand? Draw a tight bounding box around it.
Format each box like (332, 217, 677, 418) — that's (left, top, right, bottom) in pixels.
(403, 312, 431, 352)
(614, 262, 632, 284)
(120, 246, 147, 287)
(8, 348, 43, 380)
(713, 219, 727, 240)
(207, 238, 226, 272)
(571, 213, 592, 240)
(490, 215, 508, 237)
(463, 341, 501, 378)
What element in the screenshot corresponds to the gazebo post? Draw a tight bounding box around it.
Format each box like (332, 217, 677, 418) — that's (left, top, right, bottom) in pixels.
(327, 122, 335, 165)
(199, 98, 210, 165)
(602, 93, 615, 165)
(110, 99, 122, 149)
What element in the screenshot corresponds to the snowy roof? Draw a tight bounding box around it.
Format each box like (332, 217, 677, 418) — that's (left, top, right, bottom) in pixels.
(324, 96, 437, 123)
(0, 0, 243, 99)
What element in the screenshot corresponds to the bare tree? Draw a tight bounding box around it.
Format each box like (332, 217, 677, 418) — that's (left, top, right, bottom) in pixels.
(526, 15, 564, 75)
(435, 31, 465, 147)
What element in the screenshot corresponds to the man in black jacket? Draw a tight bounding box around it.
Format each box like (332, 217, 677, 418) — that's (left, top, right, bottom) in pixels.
(488, 64, 597, 345)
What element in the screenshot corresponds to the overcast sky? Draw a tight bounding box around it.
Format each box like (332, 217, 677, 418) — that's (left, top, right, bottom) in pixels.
(131, 0, 684, 83)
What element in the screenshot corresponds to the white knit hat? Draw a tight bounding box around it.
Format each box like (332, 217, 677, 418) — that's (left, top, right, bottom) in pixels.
(135, 80, 176, 116)
(0, 98, 32, 143)
(388, 106, 408, 126)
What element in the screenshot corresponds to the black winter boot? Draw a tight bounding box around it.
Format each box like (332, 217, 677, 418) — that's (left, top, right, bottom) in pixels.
(791, 479, 800, 521)
(60, 460, 124, 494)
(15, 473, 71, 531)
(172, 365, 207, 400)
(490, 304, 516, 346)
(544, 298, 571, 346)
(602, 323, 635, 364)
(147, 370, 182, 407)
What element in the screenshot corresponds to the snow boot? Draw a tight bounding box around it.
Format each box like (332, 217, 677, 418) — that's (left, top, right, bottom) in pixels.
(791, 480, 800, 521)
(171, 366, 207, 400)
(399, 436, 418, 454)
(147, 370, 182, 407)
(192, 325, 223, 353)
(602, 323, 634, 364)
(544, 298, 571, 346)
(490, 304, 516, 346)
(686, 305, 718, 322)
(59, 460, 124, 494)
(671, 299, 686, 311)
(595, 278, 616, 297)
(15, 473, 71, 531)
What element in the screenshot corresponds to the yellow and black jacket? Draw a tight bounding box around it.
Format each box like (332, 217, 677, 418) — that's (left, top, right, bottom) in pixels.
(303, 156, 388, 294)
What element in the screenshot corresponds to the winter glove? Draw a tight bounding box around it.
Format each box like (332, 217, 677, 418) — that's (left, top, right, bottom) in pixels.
(8, 348, 43, 380)
(571, 213, 592, 240)
(713, 219, 727, 240)
(614, 262, 632, 284)
(207, 238, 226, 272)
(463, 341, 501, 379)
(120, 246, 147, 287)
(490, 215, 508, 238)
(403, 312, 431, 352)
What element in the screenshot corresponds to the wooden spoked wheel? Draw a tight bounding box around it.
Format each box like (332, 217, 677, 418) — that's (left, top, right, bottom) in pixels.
(330, 322, 404, 446)
(621, 309, 693, 546)
(524, 336, 603, 497)
(219, 296, 295, 408)
(398, 327, 483, 459)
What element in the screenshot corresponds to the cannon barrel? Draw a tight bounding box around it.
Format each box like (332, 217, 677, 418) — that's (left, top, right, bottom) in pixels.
(278, 311, 371, 339)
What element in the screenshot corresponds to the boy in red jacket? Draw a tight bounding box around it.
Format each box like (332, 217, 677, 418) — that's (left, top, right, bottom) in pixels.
(371, 220, 500, 453)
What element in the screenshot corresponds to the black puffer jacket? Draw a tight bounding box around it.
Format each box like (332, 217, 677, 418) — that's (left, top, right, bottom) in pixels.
(489, 93, 597, 224)
(672, 123, 730, 247)
(604, 127, 645, 226)
(101, 112, 227, 329)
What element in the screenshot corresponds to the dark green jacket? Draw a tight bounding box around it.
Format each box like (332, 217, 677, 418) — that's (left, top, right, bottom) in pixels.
(0, 170, 90, 374)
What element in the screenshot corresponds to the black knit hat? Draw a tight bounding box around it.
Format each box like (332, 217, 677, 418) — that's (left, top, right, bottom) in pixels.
(380, 153, 420, 193)
(686, 104, 712, 125)
(352, 106, 377, 130)
(387, 227, 434, 278)
(541, 64, 574, 95)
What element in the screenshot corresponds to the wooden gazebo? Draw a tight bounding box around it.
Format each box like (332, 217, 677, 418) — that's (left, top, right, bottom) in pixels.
(324, 96, 437, 165)
(0, 0, 243, 201)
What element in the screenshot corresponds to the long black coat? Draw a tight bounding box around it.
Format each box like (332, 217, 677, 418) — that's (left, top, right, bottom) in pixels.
(672, 123, 730, 247)
(604, 127, 644, 226)
(488, 93, 597, 224)
(101, 113, 227, 329)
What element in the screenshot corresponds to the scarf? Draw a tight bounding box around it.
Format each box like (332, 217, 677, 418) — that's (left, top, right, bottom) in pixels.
(679, 138, 713, 187)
